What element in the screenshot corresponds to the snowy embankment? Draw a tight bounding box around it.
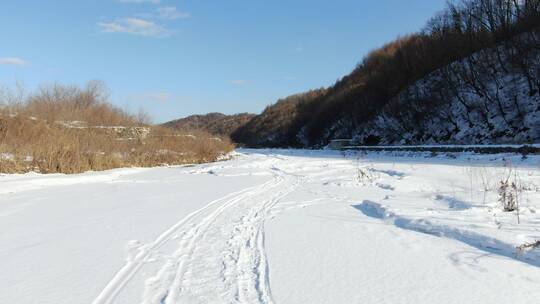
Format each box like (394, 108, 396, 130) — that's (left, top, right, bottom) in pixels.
(1, 149, 540, 304)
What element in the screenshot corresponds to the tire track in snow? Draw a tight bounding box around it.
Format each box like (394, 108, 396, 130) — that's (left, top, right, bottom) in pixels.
(91, 178, 281, 304)
(150, 174, 285, 304)
(141, 165, 303, 304)
(234, 173, 302, 304)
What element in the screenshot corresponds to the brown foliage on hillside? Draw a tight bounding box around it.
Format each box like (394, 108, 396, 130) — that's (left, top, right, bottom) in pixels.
(0, 83, 234, 173)
(232, 89, 327, 147)
(163, 112, 255, 137)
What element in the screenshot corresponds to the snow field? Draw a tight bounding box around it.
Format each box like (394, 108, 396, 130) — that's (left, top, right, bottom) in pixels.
(1, 149, 540, 303)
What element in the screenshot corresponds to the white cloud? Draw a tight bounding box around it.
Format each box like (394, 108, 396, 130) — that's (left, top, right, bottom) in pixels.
(157, 6, 190, 20)
(98, 18, 169, 37)
(117, 0, 160, 4)
(0, 57, 29, 67)
(230, 80, 249, 86)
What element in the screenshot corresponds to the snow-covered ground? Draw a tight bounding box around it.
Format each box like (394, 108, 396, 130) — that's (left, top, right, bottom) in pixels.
(1, 149, 540, 304)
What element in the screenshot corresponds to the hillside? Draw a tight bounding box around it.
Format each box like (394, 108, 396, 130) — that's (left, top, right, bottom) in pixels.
(232, 89, 327, 147)
(233, 0, 540, 148)
(163, 112, 255, 137)
(0, 83, 233, 173)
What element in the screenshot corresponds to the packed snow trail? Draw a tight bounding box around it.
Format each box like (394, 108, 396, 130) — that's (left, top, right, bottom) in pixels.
(140, 171, 300, 304)
(92, 178, 282, 304)
(93, 156, 305, 304)
(2, 149, 540, 304)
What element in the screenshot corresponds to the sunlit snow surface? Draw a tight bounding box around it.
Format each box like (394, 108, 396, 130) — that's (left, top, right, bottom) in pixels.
(1, 149, 540, 304)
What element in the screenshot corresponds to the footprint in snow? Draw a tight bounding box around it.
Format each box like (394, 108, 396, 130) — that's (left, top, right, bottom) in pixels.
(370, 168, 406, 179)
(433, 194, 472, 211)
(376, 183, 395, 191)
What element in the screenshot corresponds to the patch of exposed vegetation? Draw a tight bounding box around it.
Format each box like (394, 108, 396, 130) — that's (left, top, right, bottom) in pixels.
(0, 82, 234, 174)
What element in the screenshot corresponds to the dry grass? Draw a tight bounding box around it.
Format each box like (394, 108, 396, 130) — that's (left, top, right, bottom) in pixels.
(0, 82, 234, 174)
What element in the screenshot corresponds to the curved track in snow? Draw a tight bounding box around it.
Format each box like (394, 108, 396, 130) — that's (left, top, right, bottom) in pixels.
(92, 156, 304, 304)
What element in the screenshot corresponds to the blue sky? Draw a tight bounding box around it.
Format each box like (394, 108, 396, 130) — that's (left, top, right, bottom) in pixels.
(0, 0, 448, 123)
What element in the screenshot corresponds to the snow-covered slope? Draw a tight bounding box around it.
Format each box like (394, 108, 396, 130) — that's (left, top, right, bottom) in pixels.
(1, 150, 540, 303)
(348, 43, 540, 145)
(233, 30, 540, 148)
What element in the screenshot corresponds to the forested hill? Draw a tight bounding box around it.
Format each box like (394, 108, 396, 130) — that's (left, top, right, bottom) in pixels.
(163, 112, 255, 137)
(232, 0, 540, 148)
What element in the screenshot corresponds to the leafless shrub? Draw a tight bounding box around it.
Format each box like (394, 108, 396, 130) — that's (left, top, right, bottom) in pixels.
(476, 166, 496, 204)
(498, 165, 522, 223)
(356, 167, 377, 185)
(498, 178, 518, 211)
(354, 150, 377, 185)
(0, 82, 234, 174)
(517, 240, 540, 255)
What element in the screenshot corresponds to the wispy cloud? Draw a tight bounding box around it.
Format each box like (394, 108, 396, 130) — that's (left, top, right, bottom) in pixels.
(117, 0, 160, 4)
(98, 18, 168, 37)
(157, 6, 190, 20)
(100, 4, 190, 38)
(0, 57, 29, 67)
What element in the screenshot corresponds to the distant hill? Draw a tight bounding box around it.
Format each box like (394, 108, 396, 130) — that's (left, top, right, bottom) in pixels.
(163, 113, 256, 137)
(231, 89, 327, 147)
